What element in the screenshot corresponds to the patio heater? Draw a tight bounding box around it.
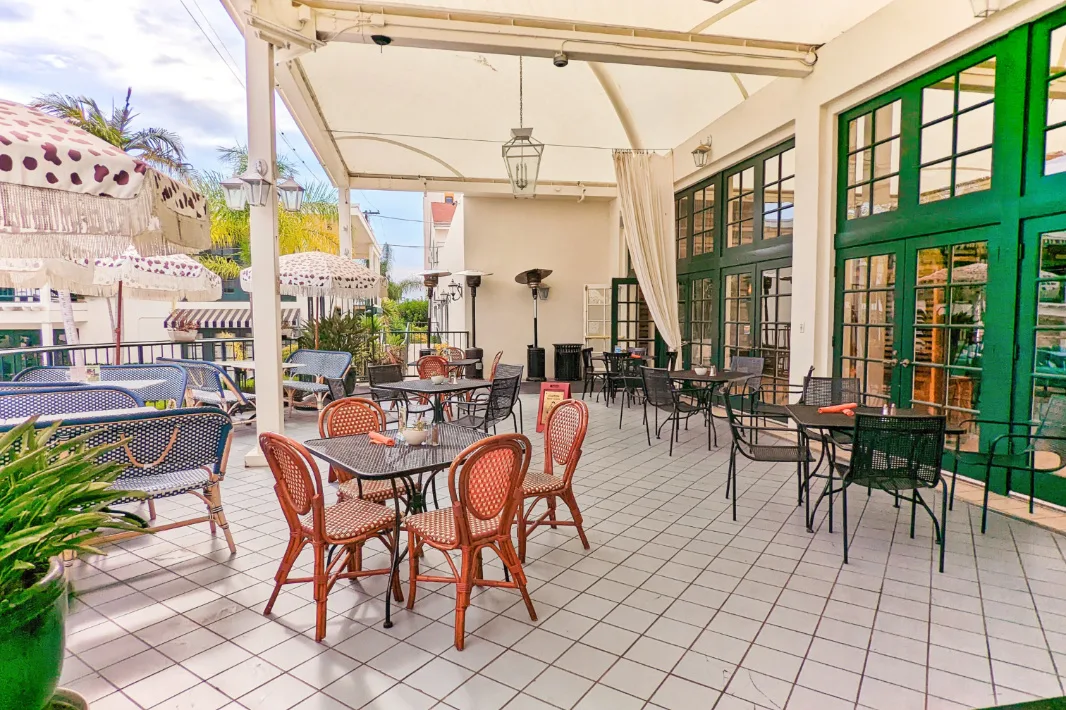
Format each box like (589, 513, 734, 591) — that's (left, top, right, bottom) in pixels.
(454, 270, 491, 377)
(416, 270, 450, 356)
(515, 268, 552, 381)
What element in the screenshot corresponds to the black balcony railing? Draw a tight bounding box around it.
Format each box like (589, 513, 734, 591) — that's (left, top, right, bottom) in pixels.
(0, 329, 471, 383)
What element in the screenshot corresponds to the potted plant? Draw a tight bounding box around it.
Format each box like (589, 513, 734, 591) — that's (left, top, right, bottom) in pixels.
(0, 420, 145, 710)
(166, 312, 199, 343)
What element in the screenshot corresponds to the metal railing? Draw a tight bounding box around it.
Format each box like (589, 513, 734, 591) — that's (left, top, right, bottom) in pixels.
(0, 329, 472, 382)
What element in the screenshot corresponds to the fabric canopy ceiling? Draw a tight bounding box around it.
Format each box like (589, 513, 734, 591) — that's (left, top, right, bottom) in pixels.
(240, 0, 896, 187)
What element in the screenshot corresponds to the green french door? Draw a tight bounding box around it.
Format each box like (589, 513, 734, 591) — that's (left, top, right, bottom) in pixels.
(721, 259, 792, 389)
(679, 272, 717, 369)
(836, 226, 1014, 452)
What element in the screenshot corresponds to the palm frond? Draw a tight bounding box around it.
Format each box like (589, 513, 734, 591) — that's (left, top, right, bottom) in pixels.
(196, 254, 243, 279)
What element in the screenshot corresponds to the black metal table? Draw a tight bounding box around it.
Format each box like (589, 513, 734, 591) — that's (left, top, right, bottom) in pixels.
(669, 370, 751, 448)
(408, 358, 480, 368)
(786, 405, 960, 532)
(304, 425, 486, 628)
(375, 378, 490, 423)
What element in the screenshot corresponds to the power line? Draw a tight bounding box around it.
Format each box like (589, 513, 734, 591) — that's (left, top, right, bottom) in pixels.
(188, 0, 242, 75)
(176, 0, 244, 88)
(369, 214, 423, 224)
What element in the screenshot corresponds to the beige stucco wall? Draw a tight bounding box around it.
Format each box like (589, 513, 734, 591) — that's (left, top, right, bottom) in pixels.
(462, 196, 616, 379)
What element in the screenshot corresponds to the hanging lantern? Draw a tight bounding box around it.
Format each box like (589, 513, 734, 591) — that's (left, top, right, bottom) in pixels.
(969, 0, 1000, 17)
(239, 159, 272, 208)
(691, 137, 712, 168)
(277, 177, 305, 212)
(221, 176, 248, 211)
(503, 127, 544, 198)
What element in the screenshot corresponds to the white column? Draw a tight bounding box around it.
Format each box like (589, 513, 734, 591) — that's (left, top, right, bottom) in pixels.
(788, 101, 836, 385)
(244, 29, 285, 467)
(39, 282, 54, 348)
(338, 187, 353, 258)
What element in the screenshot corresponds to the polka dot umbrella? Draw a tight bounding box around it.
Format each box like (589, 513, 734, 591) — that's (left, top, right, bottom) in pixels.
(0, 98, 211, 260)
(240, 251, 382, 346)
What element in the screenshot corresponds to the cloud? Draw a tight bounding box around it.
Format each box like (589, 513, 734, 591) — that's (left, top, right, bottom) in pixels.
(0, 4, 30, 21)
(153, 55, 186, 67)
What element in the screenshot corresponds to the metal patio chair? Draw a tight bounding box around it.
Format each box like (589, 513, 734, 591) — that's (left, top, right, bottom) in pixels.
(451, 374, 521, 433)
(494, 363, 525, 432)
(641, 367, 702, 456)
(283, 349, 353, 412)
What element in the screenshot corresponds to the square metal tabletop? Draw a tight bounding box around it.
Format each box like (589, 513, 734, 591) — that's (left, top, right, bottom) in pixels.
(303, 424, 486, 480)
(669, 369, 751, 384)
(375, 378, 491, 395)
(786, 404, 953, 431)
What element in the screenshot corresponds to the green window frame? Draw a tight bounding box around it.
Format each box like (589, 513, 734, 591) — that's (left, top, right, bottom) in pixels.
(692, 184, 715, 256)
(844, 99, 902, 221)
(689, 277, 716, 367)
(762, 148, 795, 240)
(676, 194, 689, 260)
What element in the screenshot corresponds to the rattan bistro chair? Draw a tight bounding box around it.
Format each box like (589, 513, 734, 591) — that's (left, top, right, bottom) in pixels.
(951, 394, 1066, 533)
(840, 413, 949, 571)
(405, 433, 536, 651)
(319, 398, 401, 504)
(642, 368, 701, 456)
(518, 399, 590, 561)
(723, 381, 813, 521)
(259, 432, 402, 642)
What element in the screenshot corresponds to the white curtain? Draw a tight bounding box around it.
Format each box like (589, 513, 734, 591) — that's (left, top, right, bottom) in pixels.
(612, 150, 683, 352)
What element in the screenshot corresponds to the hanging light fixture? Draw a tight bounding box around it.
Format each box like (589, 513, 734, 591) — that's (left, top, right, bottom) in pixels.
(277, 177, 305, 212)
(239, 159, 273, 208)
(691, 137, 712, 168)
(221, 176, 248, 211)
(969, 0, 1001, 17)
(502, 56, 544, 198)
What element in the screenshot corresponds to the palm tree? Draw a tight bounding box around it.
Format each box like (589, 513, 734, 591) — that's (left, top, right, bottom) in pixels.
(30, 89, 188, 174)
(193, 145, 340, 279)
(380, 243, 422, 300)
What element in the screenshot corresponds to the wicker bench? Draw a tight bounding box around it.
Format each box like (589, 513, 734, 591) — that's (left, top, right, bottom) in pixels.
(283, 349, 352, 411)
(14, 364, 187, 408)
(0, 386, 143, 418)
(158, 358, 256, 423)
(3, 408, 237, 553)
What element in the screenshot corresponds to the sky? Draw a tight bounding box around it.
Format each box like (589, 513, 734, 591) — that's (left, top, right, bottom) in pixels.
(0, 0, 425, 283)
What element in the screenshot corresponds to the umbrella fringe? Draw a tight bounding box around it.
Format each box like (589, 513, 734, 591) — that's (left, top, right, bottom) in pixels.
(0, 183, 154, 258)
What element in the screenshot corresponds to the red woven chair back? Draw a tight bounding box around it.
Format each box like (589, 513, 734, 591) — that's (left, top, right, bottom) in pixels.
(448, 433, 530, 543)
(488, 351, 504, 379)
(319, 397, 386, 438)
(260, 432, 323, 535)
(418, 356, 449, 379)
(441, 347, 465, 362)
(545, 399, 588, 483)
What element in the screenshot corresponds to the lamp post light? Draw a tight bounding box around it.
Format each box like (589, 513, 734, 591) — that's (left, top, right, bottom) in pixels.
(454, 270, 490, 348)
(240, 159, 272, 207)
(220, 159, 305, 212)
(691, 137, 712, 168)
(221, 176, 248, 211)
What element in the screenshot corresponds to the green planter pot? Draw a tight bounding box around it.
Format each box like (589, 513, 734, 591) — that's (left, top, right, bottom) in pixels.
(0, 559, 68, 710)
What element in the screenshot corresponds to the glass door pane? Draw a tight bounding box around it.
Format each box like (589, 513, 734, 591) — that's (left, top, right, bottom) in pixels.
(689, 275, 716, 367)
(723, 270, 754, 366)
(612, 279, 656, 353)
(1033, 231, 1066, 414)
(838, 250, 900, 399)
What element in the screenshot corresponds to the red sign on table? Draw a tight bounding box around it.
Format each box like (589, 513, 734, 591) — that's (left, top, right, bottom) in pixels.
(535, 382, 571, 433)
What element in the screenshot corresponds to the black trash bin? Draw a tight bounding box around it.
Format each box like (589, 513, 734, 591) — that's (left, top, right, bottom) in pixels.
(527, 346, 546, 382)
(464, 347, 483, 379)
(553, 343, 582, 382)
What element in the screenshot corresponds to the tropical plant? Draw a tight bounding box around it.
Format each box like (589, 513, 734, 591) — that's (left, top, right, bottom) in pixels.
(397, 299, 429, 326)
(30, 89, 189, 174)
(380, 244, 422, 301)
(297, 310, 375, 384)
(0, 421, 144, 629)
(196, 254, 242, 280)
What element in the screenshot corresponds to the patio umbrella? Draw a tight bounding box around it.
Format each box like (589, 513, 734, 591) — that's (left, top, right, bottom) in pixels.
(239, 251, 382, 347)
(89, 247, 222, 363)
(0, 257, 94, 291)
(0, 98, 211, 260)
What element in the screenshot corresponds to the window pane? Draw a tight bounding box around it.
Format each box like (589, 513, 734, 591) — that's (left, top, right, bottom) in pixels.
(955, 149, 992, 197)
(850, 114, 871, 151)
(918, 247, 951, 284)
(846, 187, 865, 220)
(873, 138, 900, 178)
(874, 101, 901, 141)
(1045, 124, 1066, 175)
(871, 177, 898, 215)
(919, 160, 952, 204)
(870, 254, 896, 288)
(764, 155, 779, 183)
(923, 75, 955, 124)
(780, 149, 795, 178)
(845, 257, 868, 290)
(1050, 25, 1066, 76)
(848, 149, 871, 186)
(921, 120, 953, 164)
(957, 59, 995, 111)
(956, 102, 994, 153)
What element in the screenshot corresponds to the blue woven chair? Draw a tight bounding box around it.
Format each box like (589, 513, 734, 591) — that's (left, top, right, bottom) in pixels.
(102, 364, 187, 408)
(0, 380, 82, 390)
(13, 366, 74, 383)
(157, 358, 256, 422)
(283, 349, 352, 412)
(7, 408, 237, 553)
(0, 386, 143, 419)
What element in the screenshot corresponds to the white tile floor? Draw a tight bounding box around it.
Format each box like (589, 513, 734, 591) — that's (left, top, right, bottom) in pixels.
(63, 393, 1066, 710)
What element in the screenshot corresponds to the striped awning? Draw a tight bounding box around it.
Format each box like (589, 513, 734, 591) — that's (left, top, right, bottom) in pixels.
(164, 307, 301, 330)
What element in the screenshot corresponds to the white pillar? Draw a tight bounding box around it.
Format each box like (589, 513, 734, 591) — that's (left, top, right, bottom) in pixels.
(39, 282, 54, 348)
(244, 29, 285, 467)
(338, 188, 353, 259)
(788, 102, 836, 385)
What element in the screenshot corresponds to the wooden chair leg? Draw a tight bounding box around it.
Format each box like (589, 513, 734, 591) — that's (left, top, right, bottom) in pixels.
(547, 497, 558, 529)
(265, 536, 303, 615)
(313, 543, 329, 642)
(147, 499, 157, 521)
(346, 542, 362, 572)
(454, 548, 475, 650)
(206, 476, 236, 554)
(562, 491, 590, 550)
(518, 504, 529, 562)
(406, 530, 419, 610)
(501, 539, 537, 622)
